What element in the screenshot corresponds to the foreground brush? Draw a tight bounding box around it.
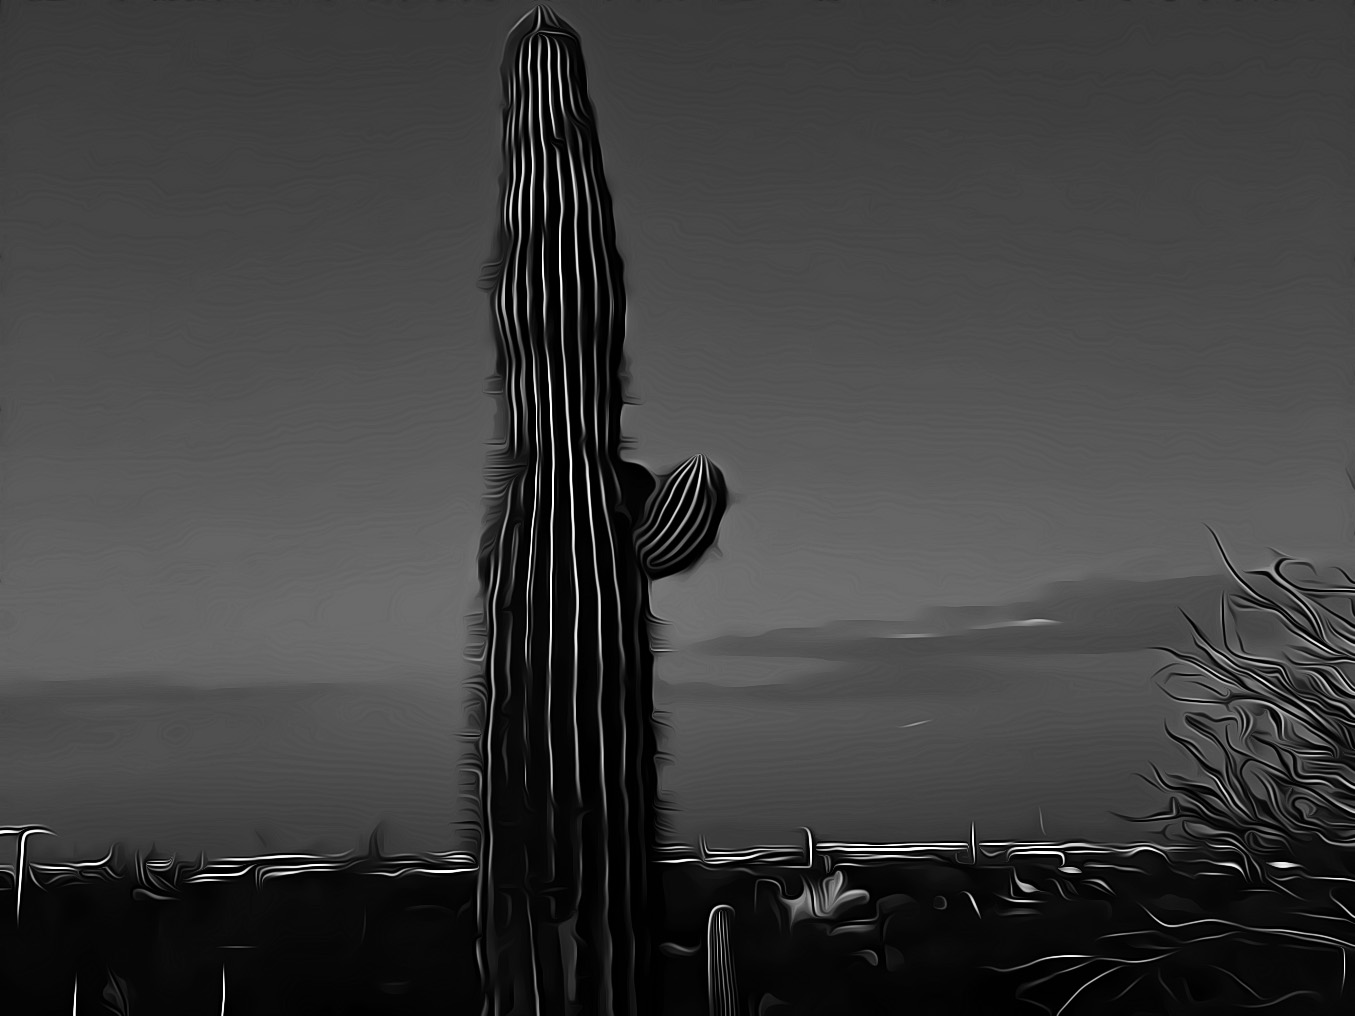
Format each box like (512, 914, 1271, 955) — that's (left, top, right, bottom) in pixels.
(462, 7, 728, 1015)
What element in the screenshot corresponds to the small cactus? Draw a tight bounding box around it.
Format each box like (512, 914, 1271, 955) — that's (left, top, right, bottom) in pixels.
(706, 904, 739, 1016)
(778, 868, 871, 927)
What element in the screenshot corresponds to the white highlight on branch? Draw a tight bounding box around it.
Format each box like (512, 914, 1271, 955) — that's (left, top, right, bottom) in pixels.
(0, 825, 55, 924)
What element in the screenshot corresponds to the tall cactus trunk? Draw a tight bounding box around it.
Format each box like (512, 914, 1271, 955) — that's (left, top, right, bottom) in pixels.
(463, 7, 728, 1015)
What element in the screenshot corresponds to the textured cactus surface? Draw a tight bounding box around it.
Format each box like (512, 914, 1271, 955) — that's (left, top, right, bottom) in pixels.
(706, 904, 740, 1016)
(465, 7, 727, 1015)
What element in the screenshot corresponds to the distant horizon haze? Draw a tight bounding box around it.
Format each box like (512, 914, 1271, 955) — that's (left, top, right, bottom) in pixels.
(0, 565, 1322, 865)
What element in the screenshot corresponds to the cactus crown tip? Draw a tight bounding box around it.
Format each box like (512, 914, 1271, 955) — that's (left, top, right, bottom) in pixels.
(514, 3, 567, 35)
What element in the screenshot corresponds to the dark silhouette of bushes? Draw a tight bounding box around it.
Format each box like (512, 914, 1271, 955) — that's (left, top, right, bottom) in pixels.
(1127, 529, 1355, 879)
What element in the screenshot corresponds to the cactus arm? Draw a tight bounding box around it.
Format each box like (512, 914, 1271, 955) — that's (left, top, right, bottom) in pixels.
(635, 454, 728, 580)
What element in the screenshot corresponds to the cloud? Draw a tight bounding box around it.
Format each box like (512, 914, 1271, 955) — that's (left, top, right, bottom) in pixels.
(672, 572, 1236, 697)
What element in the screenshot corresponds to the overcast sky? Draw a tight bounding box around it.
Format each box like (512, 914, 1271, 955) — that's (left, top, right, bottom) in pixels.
(2, 0, 1351, 685)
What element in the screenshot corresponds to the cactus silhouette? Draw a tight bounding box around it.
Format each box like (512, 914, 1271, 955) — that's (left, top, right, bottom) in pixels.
(462, 7, 728, 1015)
(706, 904, 740, 1016)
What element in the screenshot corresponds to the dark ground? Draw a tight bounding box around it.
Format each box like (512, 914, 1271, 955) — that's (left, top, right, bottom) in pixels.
(0, 846, 1347, 1015)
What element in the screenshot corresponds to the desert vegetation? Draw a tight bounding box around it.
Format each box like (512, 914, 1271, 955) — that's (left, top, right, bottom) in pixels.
(984, 531, 1355, 1015)
(0, 822, 1347, 1013)
(1129, 530, 1355, 879)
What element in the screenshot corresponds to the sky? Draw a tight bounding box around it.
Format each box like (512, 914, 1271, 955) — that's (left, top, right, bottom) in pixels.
(0, 1, 1351, 858)
(2, 0, 1351, 686)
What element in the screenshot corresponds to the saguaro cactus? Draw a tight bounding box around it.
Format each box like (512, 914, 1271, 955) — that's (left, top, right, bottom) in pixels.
(463, 7, 728, 1015)
(706, 904, 740, 1016)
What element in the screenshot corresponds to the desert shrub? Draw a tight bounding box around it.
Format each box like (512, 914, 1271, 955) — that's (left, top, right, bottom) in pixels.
(1127, 531, 1355, 879)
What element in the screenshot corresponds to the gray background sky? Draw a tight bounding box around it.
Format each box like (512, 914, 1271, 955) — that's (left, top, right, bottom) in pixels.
(0, 0, 1351, 860)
